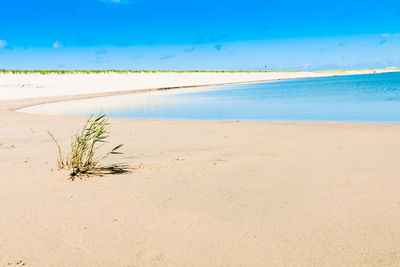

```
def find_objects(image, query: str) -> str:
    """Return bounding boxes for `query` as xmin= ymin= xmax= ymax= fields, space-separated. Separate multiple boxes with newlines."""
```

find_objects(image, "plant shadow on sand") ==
xmin=69 ymin=163 xmax=134 ymax=181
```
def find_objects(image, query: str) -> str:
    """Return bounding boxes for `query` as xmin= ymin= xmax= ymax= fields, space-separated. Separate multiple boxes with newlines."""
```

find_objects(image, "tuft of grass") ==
xmin=48 ymin=114 xmax=123 ymax=177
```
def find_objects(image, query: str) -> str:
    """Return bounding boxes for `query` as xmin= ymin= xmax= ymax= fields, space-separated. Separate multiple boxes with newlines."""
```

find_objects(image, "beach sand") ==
xmin=1 ymin=71 xmax=400 ymax=266
xmin=0 ymin=70 xmax=388 ymax=101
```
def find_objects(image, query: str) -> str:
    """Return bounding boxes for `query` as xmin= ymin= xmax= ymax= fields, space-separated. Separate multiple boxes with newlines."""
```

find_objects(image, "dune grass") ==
xmin=48 ymin=114 xmax=123 ymax=177
xmin=0 ymin=69 xmax=303 ymax=74
xmin=1 ymin=69 xmax=398 ymax=75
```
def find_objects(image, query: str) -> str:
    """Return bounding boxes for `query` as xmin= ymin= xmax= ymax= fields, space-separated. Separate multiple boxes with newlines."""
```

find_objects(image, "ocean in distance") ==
xmin=26 ymin=72 xmax=400 ymax=123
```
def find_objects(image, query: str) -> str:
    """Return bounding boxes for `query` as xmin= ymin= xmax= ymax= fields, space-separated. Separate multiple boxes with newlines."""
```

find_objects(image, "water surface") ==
xmin=25 ymin=73 xmax=400 ymax=123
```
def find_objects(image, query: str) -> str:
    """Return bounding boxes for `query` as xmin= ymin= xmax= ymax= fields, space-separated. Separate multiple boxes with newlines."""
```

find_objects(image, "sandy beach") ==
xmin=1 ymin=71 xmax=400 ymax=266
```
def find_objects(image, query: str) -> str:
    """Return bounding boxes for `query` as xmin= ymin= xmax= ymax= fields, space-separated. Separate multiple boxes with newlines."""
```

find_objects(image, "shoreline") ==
xmin=3 ymin=77 xmax=308 ymax=112
xmin=0 ymin=69 xmax=393 ymax=115
xmin=11 ymin=70 xmax=400 ymax=126
xmin=2 ymin=69 xmax=395 ymax=109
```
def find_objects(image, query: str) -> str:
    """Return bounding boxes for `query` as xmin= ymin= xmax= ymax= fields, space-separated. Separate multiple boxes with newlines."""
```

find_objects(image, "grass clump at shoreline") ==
xmin=48 ymin=114 xmax=123 ymax=178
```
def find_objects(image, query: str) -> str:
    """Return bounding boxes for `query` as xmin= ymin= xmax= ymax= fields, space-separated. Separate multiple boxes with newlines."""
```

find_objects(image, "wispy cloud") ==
xmin=52 ymin=41 xmax=63 ymax=49
xmin=0 ymin=40 xmax=7 ymax=49
xmin=184 ymin=47 xmax=196 ymax=53
xmin=380 ymin=33 xmax=400 ymax=37
xmin=159 ymin=54 xmax=175 ymax=60
xmin=337 ymin=40 xmax=348 ymax=47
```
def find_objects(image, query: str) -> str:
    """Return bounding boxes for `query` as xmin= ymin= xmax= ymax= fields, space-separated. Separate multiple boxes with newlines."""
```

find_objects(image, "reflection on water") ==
xmin=21 ymin=73 xmax=400 ymax=123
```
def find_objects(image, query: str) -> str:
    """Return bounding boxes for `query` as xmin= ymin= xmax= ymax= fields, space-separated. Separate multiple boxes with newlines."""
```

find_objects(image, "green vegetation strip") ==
xmin=0 ymin=69 xmax=303 ymax=74
xmin=0 ymin=69 xmax=397 ymax=75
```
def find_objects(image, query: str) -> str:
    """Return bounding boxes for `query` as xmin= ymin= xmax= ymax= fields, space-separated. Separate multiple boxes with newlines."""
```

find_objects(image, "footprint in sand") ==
xmin=0 ymin=143 xmax=16 ymax=150
xmin=6 ymin=259 xmax=26 ymax=266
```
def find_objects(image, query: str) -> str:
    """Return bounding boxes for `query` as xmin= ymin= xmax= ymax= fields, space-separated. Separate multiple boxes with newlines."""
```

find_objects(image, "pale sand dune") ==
xmin=1 ymin=71 xmax=400 ymax=266
xmin=0 ymin=69 xmax=389 ymax=101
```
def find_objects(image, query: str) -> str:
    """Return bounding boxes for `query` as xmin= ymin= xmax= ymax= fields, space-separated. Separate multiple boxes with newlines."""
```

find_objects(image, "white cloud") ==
xmin=381 ymin=33 xmax=400 ymax=37
xmin=52 ymin=41 xmax=63 ymax=49
xmin=0 ymin=40 xmax=7 ymax=49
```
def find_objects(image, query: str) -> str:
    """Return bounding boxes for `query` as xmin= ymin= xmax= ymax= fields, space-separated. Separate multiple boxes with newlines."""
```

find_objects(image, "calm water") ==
xmin=30 ymin=73 xmax=400 ymax=123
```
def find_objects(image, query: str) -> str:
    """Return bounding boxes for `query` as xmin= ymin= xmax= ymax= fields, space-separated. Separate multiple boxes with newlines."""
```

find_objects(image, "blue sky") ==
xmin=1 ymin=0 xmax=400 ymax=70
